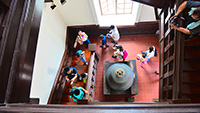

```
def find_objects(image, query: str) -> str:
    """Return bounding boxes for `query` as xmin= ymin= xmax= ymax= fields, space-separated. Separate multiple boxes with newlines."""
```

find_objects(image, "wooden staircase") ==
xmin=159 ymin=0 xmax=200 ymax=103
xmin=181 ymin=36 xmax=200 ymax=103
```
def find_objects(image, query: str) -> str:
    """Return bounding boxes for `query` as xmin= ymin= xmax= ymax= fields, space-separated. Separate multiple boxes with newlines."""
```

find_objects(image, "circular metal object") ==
xmin=106 ymin=63 xmax=135 ymax=91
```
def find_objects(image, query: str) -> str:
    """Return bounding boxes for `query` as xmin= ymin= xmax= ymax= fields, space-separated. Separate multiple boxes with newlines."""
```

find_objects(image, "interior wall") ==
xmin=138 ymin=4 xmax=156 ymax=22
xmin=30 ymin=3 xmax=66 ymax=104
xmin=54 ymin=0 xmax=97 ymax=26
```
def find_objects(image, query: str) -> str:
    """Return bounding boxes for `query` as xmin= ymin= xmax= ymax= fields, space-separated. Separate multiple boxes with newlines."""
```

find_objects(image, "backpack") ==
xmin=123 ymin=50 xmax=128 ymax=60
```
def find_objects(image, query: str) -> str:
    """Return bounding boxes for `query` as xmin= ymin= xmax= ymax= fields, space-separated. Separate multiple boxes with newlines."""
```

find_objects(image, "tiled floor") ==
xmin=94 ymin=34 xmax=159 ymax=102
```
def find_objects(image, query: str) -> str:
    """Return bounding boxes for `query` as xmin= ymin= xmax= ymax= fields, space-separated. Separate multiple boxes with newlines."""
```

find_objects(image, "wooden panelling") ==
xmin=5 ymin=0 xmax=44 ymax=103
xmin=182 ymin=83 xmax=200 ymax=94
xmin=0 ymin=0 xmax=44 ymax=103
xmin=48 ymin=50 xmax=67 ymax=104
xmin=183 ymin=60 xmax=200 ymax=71
xmin=182 ymin=72 xmax=200 ymax=83
xmin=184 ymin=46 xmax=200 ymax=58
xmin=0 ymin=0 xmax=27 ymax=103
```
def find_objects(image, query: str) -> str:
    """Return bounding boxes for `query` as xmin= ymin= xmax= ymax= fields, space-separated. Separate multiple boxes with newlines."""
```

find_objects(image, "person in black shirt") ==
xmin=63 ymin=66 xmax=81 ymax=85
xmin=170 ymin=1 xmax=200 ymax=36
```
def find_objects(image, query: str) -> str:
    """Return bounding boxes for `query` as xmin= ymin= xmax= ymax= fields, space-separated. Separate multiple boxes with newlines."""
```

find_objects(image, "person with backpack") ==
xmin=141 ymin=46 xmax=157 ymax=62
xmin=76 ymin=50 xmax=88 ymax=65
xmin=170 ymin=1 xmax=200 ymax=40
xmin=70 ymin=86 xmax=89 ymax=102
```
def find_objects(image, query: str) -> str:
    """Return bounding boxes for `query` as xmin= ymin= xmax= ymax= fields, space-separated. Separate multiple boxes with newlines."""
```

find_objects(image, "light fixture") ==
xmin=60 ymin=0 xmax=67 ymax=5
xmin=50 ymin=2 xmax=56 ymax=10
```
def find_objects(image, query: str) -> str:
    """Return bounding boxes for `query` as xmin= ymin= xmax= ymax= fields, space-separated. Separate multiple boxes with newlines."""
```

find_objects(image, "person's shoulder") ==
xmin=186 ymin=1 xmax=200 ymax=8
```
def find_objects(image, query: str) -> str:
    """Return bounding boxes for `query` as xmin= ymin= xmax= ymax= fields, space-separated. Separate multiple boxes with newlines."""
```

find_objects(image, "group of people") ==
xmin=136 ymin=46 xmax=157 ymax=68
xmin=99 ymin=25 xmax=128 ymax=61
xmin=63 ymin=66 xmax=88 ymax=101
xmin=64 ymin=0 xmax=200 ymax=102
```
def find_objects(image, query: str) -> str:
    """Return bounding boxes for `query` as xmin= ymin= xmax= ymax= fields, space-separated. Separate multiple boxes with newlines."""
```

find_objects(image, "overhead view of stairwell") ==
xmin=1 ymin=0 xmax=200 ymax=112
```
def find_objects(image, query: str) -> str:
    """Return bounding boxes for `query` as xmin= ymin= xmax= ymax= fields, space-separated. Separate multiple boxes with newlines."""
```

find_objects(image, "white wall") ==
xmin=54 ymin=0 xmax=97 ymax=26
xmin=30 ymin=3 xmax=66 ymax=104
xmin=138 ymin=4 xmax=156 ymax=22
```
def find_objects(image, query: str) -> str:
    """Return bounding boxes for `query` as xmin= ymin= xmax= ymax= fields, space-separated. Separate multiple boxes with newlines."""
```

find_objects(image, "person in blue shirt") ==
xmin=170 ymin=1 xmax=200 ymax=39
xmin=70 ymin=86 xmax=89 ymax=102
xmin=99 ymin=34 xmax=109 ymax=48
xmin=63 ymin=66 xmax=81 ymax=85
xmin=76 ymin=50 xmax=88 ymax=65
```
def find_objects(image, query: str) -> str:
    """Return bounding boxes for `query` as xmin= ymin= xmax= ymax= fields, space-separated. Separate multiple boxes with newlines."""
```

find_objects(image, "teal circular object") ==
xmin=106 ymin=63 xmax=135 ymax=91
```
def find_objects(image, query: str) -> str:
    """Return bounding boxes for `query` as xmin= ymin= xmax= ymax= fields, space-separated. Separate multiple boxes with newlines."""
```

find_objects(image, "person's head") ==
xmin=77 ymin=29 xmax=83 ymax=35
xmin=192 ymin=7 xmax=200 ymax=20
xmin=109 ymin=25 xmax=115 ymax=30
xmin=73 ymin=89 xmax=80 ymax=96
xmin=149 ymin=46 xmax=154 ymax=53
xmin=81 ymin=73 xmax=87 ymax=78
xmin=99 ymin=34 xmax=105 ymax=40
xmin=64 ymin=66 xmax=71 ymax=74
xmin=76 ymin=53 xmax=80 ymax=58
xmin=142 ymin=53 xmax=146 ymax=58
xmin=119 ymin=46 xmax=124 ymax=51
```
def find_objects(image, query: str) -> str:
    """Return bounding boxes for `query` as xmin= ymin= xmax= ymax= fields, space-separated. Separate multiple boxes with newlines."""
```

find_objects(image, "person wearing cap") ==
xmin=106 ymin=25 xmax=120 ymax=44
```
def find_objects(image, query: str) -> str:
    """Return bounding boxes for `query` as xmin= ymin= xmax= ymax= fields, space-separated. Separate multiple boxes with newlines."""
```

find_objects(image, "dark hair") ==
xmin=74 ymin=89 xmax=80 ymax=96
xmin=142 ymin=53 xmax=146 ymax=58
xmin=149 ymin=46 xmax=154 ymax=53
xmin=81 ymin=73 xmax=87 ymax=78
xmin=109 ymin=25 xmax=115 ymax=29
xmin=119 ymin=46 xmax=124 ymax=51
xmin=192 ymin=7 xmax=200 ymax=18
xmin=77 ymin=29 xmax=82 ymax=33
xmin=76 ymin=53 xmax=80 ymax=58
xmin=99 ymin=34 xmax=105 ymax=39
xmin=64 ymin=66 xmax=70 ymax=73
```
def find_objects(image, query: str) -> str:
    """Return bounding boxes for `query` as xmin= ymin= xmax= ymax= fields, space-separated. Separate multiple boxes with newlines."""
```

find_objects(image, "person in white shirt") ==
xmin=112 ymin=45 xmax=124 ymax=60
xmin=141 ymin=46 xmax=157 ymax=62
xmin=106 ymin=25 xmax=120 ymax=44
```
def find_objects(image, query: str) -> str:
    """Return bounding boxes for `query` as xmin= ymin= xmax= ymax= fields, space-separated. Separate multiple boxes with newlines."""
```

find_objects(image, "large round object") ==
xmin=106 ymin=63 xmax=135 ymax=91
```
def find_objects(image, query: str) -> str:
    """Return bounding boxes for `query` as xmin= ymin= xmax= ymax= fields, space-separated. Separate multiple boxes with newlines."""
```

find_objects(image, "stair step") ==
xmin=183 ymin=72 xmax=200 ymax=83
xmin=183 ymin=60 xmax=200 ymax=71
xmin=182 ymin=94 xmax=200 ymax=103
xmin=184 ymin=36 xmax=200 ymax=46
xmin=184 ymin=46 xmax=200 ymax=58
xmin=182 ymin=83 xmax=200 ymax=94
